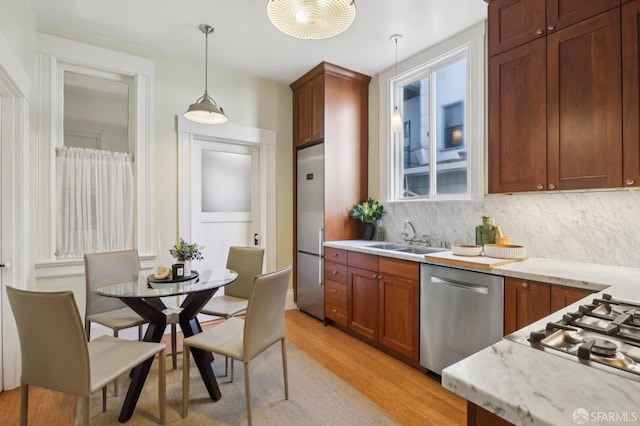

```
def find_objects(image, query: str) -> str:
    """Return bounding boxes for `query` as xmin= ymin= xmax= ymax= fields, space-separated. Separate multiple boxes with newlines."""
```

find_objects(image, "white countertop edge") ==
xmin=324 ymin=240 xmax=640 ymax=291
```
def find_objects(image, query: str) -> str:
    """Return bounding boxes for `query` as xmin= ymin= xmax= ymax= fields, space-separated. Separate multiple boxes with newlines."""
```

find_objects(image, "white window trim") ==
xmin=34 ymin=34 xmax=154 ymax=278
xmin=378 ymin=21 xmax=486 ymax=203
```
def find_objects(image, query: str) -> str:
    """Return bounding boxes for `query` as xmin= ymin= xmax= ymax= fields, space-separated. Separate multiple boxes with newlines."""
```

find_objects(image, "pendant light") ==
xmin=267 ymin=0 xmax=356 ymax=40
xmin=390 ymin=34 xmax=403 ymax=133
xmin=185 ymin=24 xmax=228 ymax=124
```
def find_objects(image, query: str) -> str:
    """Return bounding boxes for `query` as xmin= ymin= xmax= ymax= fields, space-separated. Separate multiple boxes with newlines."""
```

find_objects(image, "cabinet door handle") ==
xmin=548 ymin=24 xmax=555 ymax=31
xmin=536 ymin=29 xmax=544 ymax=35
xmin=626 ymin=178 xmax=635 ymax=186
xmin=536 ymin=184 xmax=544 ymax=190
xmin=548 ymin=183 xmax=556 ymax=190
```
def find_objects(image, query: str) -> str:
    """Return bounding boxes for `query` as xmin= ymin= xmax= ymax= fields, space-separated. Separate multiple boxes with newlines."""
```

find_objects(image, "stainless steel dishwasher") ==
xmin=420 ymin=264 xmax=504 ymax=375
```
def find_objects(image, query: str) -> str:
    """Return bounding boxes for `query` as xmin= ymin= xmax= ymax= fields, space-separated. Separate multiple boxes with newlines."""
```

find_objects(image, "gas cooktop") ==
xmin=526 ymin=294 xmax=640 ymax=381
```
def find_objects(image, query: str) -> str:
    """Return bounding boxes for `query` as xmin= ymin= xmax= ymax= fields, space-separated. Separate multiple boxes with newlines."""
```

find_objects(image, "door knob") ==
xmin=253 ymin=233 xmax=259 ymax=246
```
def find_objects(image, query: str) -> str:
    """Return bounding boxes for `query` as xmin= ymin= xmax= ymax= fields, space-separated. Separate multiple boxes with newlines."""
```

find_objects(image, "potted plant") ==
xmin=348 ymin=198 xmax=384 ymax=240
xmin=169 ymin=238 xmax=204 ymax=276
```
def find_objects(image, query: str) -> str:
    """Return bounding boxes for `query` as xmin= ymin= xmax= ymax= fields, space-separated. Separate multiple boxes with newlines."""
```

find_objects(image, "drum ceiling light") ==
xmin=267 ymin=0 xmax=356 ymax=40
xmin=184 ymin=24 xmax=228 ymax=124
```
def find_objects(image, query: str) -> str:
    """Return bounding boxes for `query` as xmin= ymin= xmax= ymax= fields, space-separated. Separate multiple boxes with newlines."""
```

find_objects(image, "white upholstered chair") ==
xmin=83 ymin=249 xmax=146 ymax=341
xmin=84 ymin=250 xmax=179 ymax=376
xmin=6 ymin=286 xmax=166 ymax=426
xmin=199 ymin=246 xmax=264 ymax=377
xmin=182 ymin=265 xmax=292 ymax=425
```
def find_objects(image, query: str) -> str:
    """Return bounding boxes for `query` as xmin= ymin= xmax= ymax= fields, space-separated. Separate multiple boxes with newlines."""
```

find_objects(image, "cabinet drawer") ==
xmin=325 ymin=247 xmax=348 ymax=265
xmin=324 ymin=261 xmax=347 ymax=283
xmin=325 ymin=290 xmax=347 ymax=327
xmin=379 ymin=256 xmax=419 ymax=281
xmin=347 ymin=251 xmax=378 ymax=271
xmin=325 ymin=279 xmax=347 ymax=302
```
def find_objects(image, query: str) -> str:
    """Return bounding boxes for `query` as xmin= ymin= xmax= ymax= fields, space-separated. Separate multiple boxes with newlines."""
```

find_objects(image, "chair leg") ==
xmin=244 ymin=362 xmax=252 ymax=426
xmin=281 ymin=339 xmax=289 ymax=400
xmin=85 ymin=320 xmax=91 ymax=341
xmin=182 ymin=343 xmax=190 ymax=418
xmin=20 ymin=384 xmax=28 ymax=426
xmin=102 ymin=387 xmax=107 ymax=412
xmin=113 ymin=329 xmax=119 ymax=396
xmin=158 ymin=350 xmax=166 ymax=424
xmin=82 ymin=396 xmax=90 ymax=426
xmin=171 ymin=323 xmax=177 ymax=369
xmin=138 ymin=324 xmax=143 ymax=341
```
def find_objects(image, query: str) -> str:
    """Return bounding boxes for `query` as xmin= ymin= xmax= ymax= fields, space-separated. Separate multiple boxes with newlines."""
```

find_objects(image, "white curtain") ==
xmin=56 ymin=147 xmax=134 ymax=258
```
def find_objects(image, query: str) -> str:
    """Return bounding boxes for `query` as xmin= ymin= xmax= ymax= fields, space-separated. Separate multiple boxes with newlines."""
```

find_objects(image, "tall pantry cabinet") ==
xmin=487 ymin=0 xmax=640 ymax=193
xmin=290 ymin=62 xmax=371 ymax=302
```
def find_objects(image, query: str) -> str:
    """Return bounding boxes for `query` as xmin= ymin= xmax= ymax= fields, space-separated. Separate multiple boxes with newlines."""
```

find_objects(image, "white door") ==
xmin=189 ymin=139 xmax=260 ymax=271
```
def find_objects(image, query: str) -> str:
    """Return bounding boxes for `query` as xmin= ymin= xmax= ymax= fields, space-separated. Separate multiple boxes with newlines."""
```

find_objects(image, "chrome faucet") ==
xmin=401 ymin=220 xmax=431 ymax=245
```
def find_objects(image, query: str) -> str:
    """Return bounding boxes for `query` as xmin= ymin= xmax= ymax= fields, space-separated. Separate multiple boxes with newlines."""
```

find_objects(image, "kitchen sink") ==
xmin=367 ymin=243 xmax=445 ymax=255
xmin=367 ymin=243 xmax=408 ymax=250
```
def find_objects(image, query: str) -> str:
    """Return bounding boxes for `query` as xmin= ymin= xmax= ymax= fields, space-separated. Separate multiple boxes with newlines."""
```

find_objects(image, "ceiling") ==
xmin=27 ymin=0 xmax=487 ymax=85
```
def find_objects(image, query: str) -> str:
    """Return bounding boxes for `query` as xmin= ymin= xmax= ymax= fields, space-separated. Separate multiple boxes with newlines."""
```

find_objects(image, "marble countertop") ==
xmin=442 ymin=281 xmax=640 ymax=425
xmin=325 ymin=240 xmax=640 ymax=425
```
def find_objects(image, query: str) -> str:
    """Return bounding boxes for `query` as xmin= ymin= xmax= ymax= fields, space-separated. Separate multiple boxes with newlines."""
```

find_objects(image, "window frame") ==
xmin=34 ymin=33 xmax=154 ymax=277
xmin=378 ymin=21 xmax=486 ymax=203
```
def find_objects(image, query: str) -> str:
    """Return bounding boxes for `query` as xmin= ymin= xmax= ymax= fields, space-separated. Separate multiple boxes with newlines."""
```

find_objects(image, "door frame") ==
xmin=0 ymin=32 xmax=30 ymax=390
xmin=177 ymin=117 xmax=277 ymax=272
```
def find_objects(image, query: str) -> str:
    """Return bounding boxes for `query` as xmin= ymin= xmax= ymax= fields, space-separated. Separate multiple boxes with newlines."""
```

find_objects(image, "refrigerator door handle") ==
xmin=318 ymin=228 xmax=324 ymax=286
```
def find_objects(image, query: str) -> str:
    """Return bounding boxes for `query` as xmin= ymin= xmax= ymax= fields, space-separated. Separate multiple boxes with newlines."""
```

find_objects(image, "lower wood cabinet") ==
xmin=504 ymin=277 xmax=596 ymax=335
xmin=504 ymin=278 xmax=551 ymax=335
xmin=334 ymin=251 xmax=420 ymax=363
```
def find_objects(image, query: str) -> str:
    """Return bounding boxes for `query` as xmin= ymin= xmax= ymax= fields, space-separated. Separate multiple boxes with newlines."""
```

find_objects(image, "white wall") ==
xmin=21 ymin=29 xmax=293 ymax=311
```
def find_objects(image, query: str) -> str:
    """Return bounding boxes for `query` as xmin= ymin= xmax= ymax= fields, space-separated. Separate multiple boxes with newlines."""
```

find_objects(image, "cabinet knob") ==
xmin=626 ymin=178 xmax=635 ymax=186
xmin=332 ymin=270 xmax=338 ymax=274
xmin=332 ymin=253 xmax=338 ymax=257
xmin=522 ymin=282 xmax=529 ymax=289
xmin=371 ymin=274 xmax=378 ymax=279
xmin=548 ymin=183 xmax=556 ymax=190
xmin=548 ymin=24 xmax=555 ymax=31
xmin=536 ymin=184 xmax=544 ymax=190
xmin=332 ymin=289 xmax=337 ymax=293
xmin=332 ymin=309 xmax=337 ymax=313
xmin=536 ymin=29 xmax=544 ymax=35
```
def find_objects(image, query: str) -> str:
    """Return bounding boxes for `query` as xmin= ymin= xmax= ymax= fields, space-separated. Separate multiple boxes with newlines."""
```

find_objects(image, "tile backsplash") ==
xmin=378 ymin=190 xmax=640 ymax=268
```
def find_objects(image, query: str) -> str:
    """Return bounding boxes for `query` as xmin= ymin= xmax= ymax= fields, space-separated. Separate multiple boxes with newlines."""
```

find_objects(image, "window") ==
xmin=380 ymin=22 xmax=485 ymax=202
xmin=35 ymin=33 xmax=153 ymax=276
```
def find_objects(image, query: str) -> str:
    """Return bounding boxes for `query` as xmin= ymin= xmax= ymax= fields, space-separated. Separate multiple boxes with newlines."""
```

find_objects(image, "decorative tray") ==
xmin=147 ymin=271 xmax=199 ymax=284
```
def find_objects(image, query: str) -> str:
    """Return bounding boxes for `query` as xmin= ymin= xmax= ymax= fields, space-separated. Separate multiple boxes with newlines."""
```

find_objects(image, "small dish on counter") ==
xmin=451 ymin=244 xmax=483 ymax=257
xmin=483 ymin=244 xmax=527 ymax=259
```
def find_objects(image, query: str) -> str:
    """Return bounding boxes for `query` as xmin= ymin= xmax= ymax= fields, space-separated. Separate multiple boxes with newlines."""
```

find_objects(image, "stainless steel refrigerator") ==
xmin=296 ymin=143 xmax=324 ymax=320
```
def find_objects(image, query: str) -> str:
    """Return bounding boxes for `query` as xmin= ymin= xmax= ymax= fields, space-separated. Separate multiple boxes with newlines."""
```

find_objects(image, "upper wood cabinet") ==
xmin=488 ymin=0 xmax=628 ymax=193
xmin=622 ymin=0 xmax=640 ymax=188
xmin=489 ymin=0 xmax=620 ymax=56
xmin=292 ymin=74 xmax=324 ymax=147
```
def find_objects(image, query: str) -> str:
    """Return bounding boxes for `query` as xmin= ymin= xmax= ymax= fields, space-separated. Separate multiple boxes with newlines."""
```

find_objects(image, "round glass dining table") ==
xmin=94 ymin=268 xmax=237 ymax=422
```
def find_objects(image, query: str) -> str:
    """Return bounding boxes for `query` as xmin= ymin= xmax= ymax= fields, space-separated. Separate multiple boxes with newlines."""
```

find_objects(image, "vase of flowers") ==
xmin=348 ymin=198 xmax=384 ymax=240
xmin=169 ymin=238 xmax=204 ymax=276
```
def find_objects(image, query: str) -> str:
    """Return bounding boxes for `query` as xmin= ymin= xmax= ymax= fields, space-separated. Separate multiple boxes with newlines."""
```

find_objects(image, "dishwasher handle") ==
xmin=430 ymin=276 xmax=489 ymax=295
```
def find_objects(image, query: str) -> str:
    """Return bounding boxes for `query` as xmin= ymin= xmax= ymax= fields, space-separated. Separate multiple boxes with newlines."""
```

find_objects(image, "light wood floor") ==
xmin=0 ymin=309 xmax=466 ymax=425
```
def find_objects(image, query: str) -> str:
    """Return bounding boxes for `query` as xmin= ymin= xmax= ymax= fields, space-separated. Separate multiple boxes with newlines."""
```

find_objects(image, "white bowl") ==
xmin=451 ymin=244 xmax=483 ymax=257
xmin=483 ymin=244 xmax=527 ymax=259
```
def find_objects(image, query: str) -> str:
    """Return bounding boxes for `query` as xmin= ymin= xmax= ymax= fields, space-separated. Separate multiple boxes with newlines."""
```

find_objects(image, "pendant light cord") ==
xmin=204 ymin=27 xmax=209 ymax=95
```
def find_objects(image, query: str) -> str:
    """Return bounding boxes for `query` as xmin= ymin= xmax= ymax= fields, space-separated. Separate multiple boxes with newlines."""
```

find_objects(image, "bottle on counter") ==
xmin=475 ymin=216 xmax=497 ymax=246
xmin=495 ymin=226 xmax=511 ymax=245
